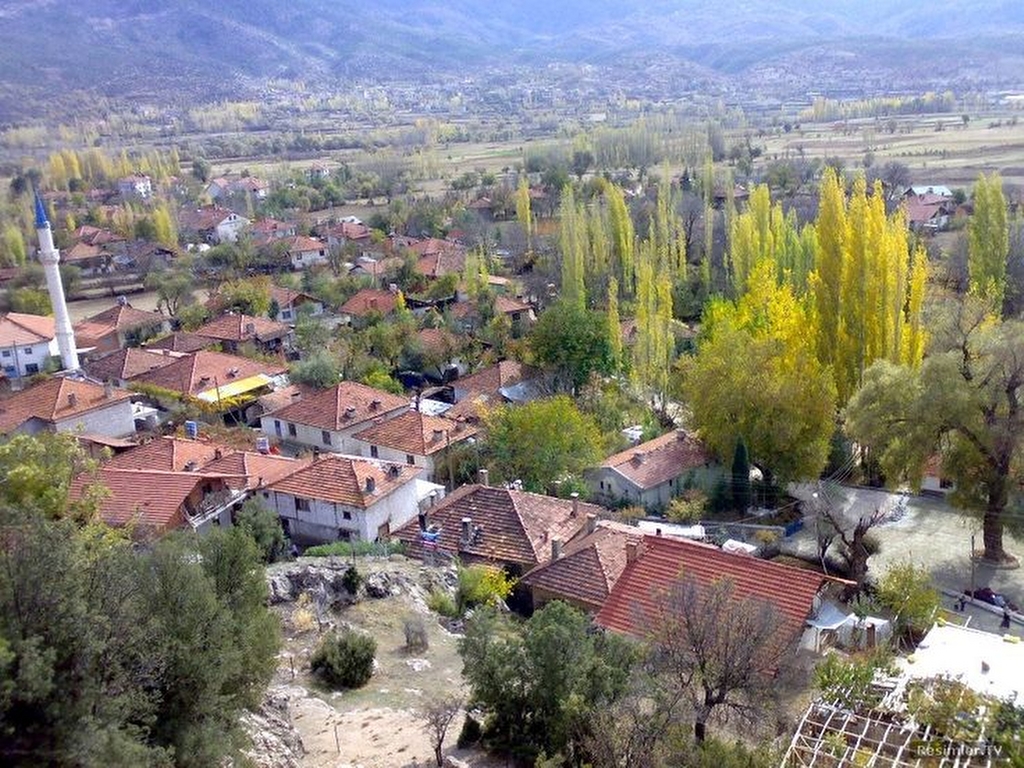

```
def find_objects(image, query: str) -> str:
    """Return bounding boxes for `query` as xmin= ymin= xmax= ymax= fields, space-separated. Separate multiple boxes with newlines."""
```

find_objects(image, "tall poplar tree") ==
xmin=558 ymin=186 xmax=586 ymax=308
xmin=968 ymin=172 xmax=1008 ymax=310
xmin=812 ymin=168 xmax=847 ymax=369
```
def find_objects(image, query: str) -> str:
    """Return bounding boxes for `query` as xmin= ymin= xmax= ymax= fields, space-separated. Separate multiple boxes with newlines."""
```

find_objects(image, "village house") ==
xmin=451 ymin=294 xmax=536 ymax=337
xmin=260 ymin=381 xmax=409 ymax=454
xmin=408 ymin=237 xmax=467 ymax=280
xmin=73 ymin=302 xmax=171 ymax=357
xmin=338 ymin=287 xmax=401 ymax=327
xmin=323 ymin=219 xmax=372 ymax=251
xmin=268 ymin=285 xmax=325 ymax=324
xmin=105 ymin=434 xmax=237 ymax=472
xmin=144 ymin=331 xmax=217 ymax=354
xmin=308 ymin=162 xmax=331 ymax=181
xmin=0 ymin=312 xmax=59 ymax=377
xmin=179 ymin=205 xmax=250 ymax=244
xmin=521 ymin=517 xmax=641 ymax=614
xmin=282 ymin=235 xmax=329 ymax=269
xmin=250 ymin=218 xmax=298 ymax=243
xmin=585 ymin=429 xmax=722 ymax=509
xmin=133 ymin=349 xmax=287 ymax=415
xmin=348 ymin=255 xmax=402 ymax=283
xmin=393 ymin=476 xmax=605 ymax=576
xmin=259 ymin=453 xmax=443 ymax=544
xmin=0 ymin=377 xmax=135 ymax=438
xmin=451 ymin=359 xmax=532 ymax=404
xmin=350 ymin=410 xmax=478 ymax=483
xmin=117 ymin=174 xmax=153 ymax=200
xmin=63 ymin=240 xmax=116 ymax=276
xmin=193 ymin=313 xmax=293 ymax=355
xmin=594 ymin=534 xmax=832 ymax=650
xmin=84 ymin=347 xmax=186 ymax=387
xmin=76 ymin=467 xmax=248 ymax=537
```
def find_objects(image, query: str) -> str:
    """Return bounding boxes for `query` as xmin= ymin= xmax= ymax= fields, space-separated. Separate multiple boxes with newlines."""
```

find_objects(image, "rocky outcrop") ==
xmin=239 ymin=688 xmax=305 ymax=768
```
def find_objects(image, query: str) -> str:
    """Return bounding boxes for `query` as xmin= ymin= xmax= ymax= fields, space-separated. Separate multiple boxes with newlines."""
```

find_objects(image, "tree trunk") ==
xmin=434 ymin=745 xmax=443 ymax=767
xmin=694 ymin=720 xmax=706 ymax=744
xmin=983 ymin=481 xmax=1008 ymax=563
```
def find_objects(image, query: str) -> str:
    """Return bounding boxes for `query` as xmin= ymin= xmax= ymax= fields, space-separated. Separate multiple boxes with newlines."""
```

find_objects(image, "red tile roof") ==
xmin=0 ymin=377 xmax=132 ymax=434
xmin=133 ymin=350 xmax=286 ymax=397
xmin=0 ymin=312 xmax=55 ymax=346
xmin=595 ymin=535 xmax=829 ymax=644
xmin=415 ymin=328 xmax=459 ymax=358
xmin=267 ymin=453 xmax=419 ymax=508
xmin=454 ymin=360 xmax=529 ymax=398
xmin=283 ymin=235 xmax=326 ymax=254
xmin=194 ymin=313 xmax=291 ymax=344
xmin=600 ymin=430 xmax=713 ymax=490
xmin=105 ymin=435 xmax=234 ymax=472
xmin=179 ymin=205 xmax=244 ymax=232
xmin=493 ymin=296 xmax=533 ymax=315
xmin=408 ymin=238 xmax=467 ymax=278
xmin=266 ymin=381 xmax=408 ymax=432
xmin=268 ymin=285 xmax=319 ymax=309
xmin=84 ymin=347 xmax=184 ymax=383
xmin=73 ymin=304 xmax=167 ymax=347
xmin=522 ymin=520 xmax=642 ymax=611
xmin=393 ymin=484 xmax=604 ymax=568
xmin=145 ymin=332 xmax=215 ymax=354
xmin=353 ymin=410 xmax=477 ymax=457
xmin=203 ymin=450 xmax=308 ymax=490
xmin=340 ymin=288 xmax=400 ymax=317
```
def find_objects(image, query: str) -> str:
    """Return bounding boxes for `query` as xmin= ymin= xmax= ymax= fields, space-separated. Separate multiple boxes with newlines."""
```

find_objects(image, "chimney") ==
xmin=370 ymin=399 xmax=381 ymax=411
xmin=432 ymin=428 xmax=444 ymax=442
xmin=586 ymin=513 xmax=597 ymax=535
xmin=429 ymin=490 xmax=438 ymax=507
xmin=478 ymin=468 xmax=489 ymax=487
xmin=626 ymin=540 xmax=640 ymax=563
xmin=214 ymin=448 xmax=223 ymax=459
xmin=461 ymin=516 xmax=472 ymax=543
xmin=570 ymin=491 xmax=579 ymax=517
xmin=418 ymin=510 xmax=428 ymax=531
xmin=67 ymin=392 xmax=78 ymax=407
xmin=551 ymin=538 xmax=563 ymax=560
xmin=103 ymin=382 xmax=114 ymax=399
xmin=369 ymin=298 xmax=378 ymax=310
xmin=245 ymin=322 xmax=255 ymax=336
xmin=291 ymin=391 xmax=302 ymax=401
xmin=344 ymin=406 xmax=357 ymax=419
xmin=365 ymin=476 xmax=376 ymax=493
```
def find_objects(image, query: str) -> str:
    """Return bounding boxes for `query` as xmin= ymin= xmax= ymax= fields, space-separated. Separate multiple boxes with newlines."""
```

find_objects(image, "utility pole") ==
xmin=970 ymin=533 xmax=976 ymax=597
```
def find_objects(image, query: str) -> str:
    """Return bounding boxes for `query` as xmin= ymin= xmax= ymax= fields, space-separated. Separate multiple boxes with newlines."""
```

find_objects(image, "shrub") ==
xmin=342 ymin=565 xmax=362 ymax=595
xmin=404 ymin=615 xmax=429 ymax=651
xmin=427 ymin=588 xmax=458 ymax=618
xmin=665 ymin=490 xmax=706 ymax=524
xmin=303 ymin=540 xmax=406 ymax=558
xmin=310 ymin=630 xmax=377 ymax=689
xmin=456 ymin=564 xmax=515 ymax=614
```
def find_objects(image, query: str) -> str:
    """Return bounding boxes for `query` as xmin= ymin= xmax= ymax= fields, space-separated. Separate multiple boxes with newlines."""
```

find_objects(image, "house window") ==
xmin=295 ymin=497 xmax=310 ymax=512
xmin=274 ymin=419 xmax=282 ymax=437
xmin=262 ymin=491 xmax=270 ymax=500
xmin=600 ymin=481 xmax=605 ymax=490
xmin=1 ymin=350 xmax=9 ymax=358
xmin=337 ymin=529 xmax=351 ymax=542
xmin=22 ymin=347 xmax=32 ymax=355
xmin=406 ymin=454 xmax=415 ymax=465
xmin=24 ymin=364 xmax=38 ymax=374
xmin=343 ymin=510 xmax=352 ymax=520
xmin=282 ymin=309 xmax=292 ymax=320
xmin=322 ymin=430 xmax=332 ymax=446
xmin=287 ymin=423 xmax=297 ymax=437
xmin=370 ymin=445 xmax=379 ymax=458
xmin=3 ymin=366 xmax=14 ymax=376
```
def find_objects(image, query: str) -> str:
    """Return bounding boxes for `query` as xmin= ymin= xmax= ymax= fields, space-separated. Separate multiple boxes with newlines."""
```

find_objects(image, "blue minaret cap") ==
xmin=34 ymin=193 xmax=49 ymax=228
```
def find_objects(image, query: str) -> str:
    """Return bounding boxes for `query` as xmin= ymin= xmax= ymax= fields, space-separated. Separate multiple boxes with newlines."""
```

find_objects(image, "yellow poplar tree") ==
xmin=968 ymin=172 xmax=1008 ymax=309
xmin=514 ymin=176 xmax=532 ymax=250
xmin=812 ymin=167 xmax=847 ymax=369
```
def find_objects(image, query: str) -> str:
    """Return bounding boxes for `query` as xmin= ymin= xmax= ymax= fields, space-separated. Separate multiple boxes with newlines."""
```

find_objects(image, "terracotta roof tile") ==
xmin=267 ymin=453 xmax=419 ymax=508
xmin=595 ymin=535 xmax=829 ymax=645
xmin=84 ymin=347 xmax=185 ymax=382
xmin=195 ymin=313 xmax=291 ymax=343
xmin=600 ymin=430 xmax=713 ymax=490
xmin=266 ymin=381 xmax=408 ymax=432
xmin=394 ymin=484 xmax=604 ymax=569
xmin=454 ymin=361 xmax=529 ymax=399
xmin=73 ymin=304 xmax=167 ymax=347
xmin=340 ymin=288 xmax=399 ymax=317
xmin=353 ymin=411 xmax=477 ymax=457
xmin=203 ymin=451 xmax=308 ymax=489
xmin=144 ymin=332 xmax=216 ymax=354
xmin=105 ymin=436 xmax=234 ymax=472
xmin=134 ymin=350 xmax=286 ymax=397
xmin=0 ymin=377 xmax=132 ymax=434
xmin=0 ymin=312 xmax=55 ymax=346
xmin=522 ymin=521 xmax=642 ymax=611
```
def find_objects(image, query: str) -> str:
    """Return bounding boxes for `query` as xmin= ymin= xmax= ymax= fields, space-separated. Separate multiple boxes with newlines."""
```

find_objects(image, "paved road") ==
xmin=784 ymin=483 xmax=1024 ymax=634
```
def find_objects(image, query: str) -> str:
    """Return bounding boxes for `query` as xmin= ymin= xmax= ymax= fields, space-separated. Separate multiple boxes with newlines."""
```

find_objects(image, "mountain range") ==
xmin=1 ymin=1 xmax=1024 ymax=121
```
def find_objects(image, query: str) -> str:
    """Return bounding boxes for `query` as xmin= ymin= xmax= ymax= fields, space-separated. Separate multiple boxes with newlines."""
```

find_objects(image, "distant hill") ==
xmin=1 ymin=0 xmax=1024 ymax=121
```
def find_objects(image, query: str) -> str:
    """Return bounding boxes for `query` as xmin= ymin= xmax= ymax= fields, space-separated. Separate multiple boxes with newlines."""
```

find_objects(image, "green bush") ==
xmin=303 ymin=540 xmax=406 ymax=558
xmin=342 ymin=565 xmax=362 ymax=595
xmin=456 ymin=564 xmax=515 ymax=614
xmin=310 ymin=630 xmax=377 ymax=690
xmin=427 ymin=588 xmax=459 ymax=618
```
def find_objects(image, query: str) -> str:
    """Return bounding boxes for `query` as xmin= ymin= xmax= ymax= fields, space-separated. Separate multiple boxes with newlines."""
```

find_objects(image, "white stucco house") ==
xmin=0 ymin=377 xmax=136 ymax=438
xmin=260 ymin=453 xmax=444 ymax=544
xmin=0 ymin=312 xmax=59 ymax=378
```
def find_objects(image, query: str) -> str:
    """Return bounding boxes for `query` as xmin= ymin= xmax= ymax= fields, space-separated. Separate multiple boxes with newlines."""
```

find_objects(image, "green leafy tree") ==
xmin=875 ymin=562 xmax=940 ymax=644
xmin=460 ymin=601 xmax=635 ymax=764
xmin=145 ymin=265 xmax=195 ymax=316
xmin=530 ymin=300 xmax=613 ymax=394
xmin=235 ymin=498 xmax=287 ymax=563
xmin=290 ymin=353 xmax=341 ymax=389
xmin=8 ymin=287 xmax=51 ymax=315
xmin=846 ymin=297 xmax=1024 ymax=563
xmin=678 ymin=259 xmax=836 ymax=483
xmin=0 ymin=433 xmax=102 ymax=524
xmin=216 ymin=277 xmax=272 ymax=317
xmin=484 ymin=396 xmax=604 ymax=492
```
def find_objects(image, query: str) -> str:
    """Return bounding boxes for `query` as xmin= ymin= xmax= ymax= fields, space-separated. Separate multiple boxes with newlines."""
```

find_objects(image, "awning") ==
xmin=195 ymin=374 xmax=273 ymax=403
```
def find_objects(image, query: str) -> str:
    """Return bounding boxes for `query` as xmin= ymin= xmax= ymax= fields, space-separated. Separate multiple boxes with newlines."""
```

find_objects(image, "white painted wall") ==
xmin=54 ymin=399 xmax=137 ymax=438
xmin=261 ymin=405 xmax=408 ymax=455
xmin=0 ymin=338 xmax=59 ymax=377
xmin=214 ymin=214 xmax=250 ymax=244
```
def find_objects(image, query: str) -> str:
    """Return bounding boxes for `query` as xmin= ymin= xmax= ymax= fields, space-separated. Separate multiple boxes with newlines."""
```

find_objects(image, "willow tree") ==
xmin=968 ymin=172 xmax=1008 ymax=310
xmin=847 ymin=298 xmax=1024 ymax=564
